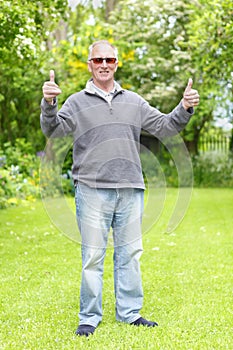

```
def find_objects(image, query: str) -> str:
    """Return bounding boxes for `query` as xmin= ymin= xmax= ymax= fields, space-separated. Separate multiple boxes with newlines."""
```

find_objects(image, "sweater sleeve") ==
xmin=40 ymin=97 xmax=76 ymax=138
xmin=140 ymin=98 xmax=193 ymax=139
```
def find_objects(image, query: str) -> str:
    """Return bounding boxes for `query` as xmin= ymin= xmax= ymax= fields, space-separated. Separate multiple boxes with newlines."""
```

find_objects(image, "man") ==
xmin=40 ymin=40 xmax=199 ymax=337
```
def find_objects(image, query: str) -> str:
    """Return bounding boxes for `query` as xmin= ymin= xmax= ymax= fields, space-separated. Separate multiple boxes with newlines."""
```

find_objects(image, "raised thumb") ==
xmin=50 ymin=69 xmax=55 ymax=83
xmin=185 ymin=78 xmax=193 ymax=92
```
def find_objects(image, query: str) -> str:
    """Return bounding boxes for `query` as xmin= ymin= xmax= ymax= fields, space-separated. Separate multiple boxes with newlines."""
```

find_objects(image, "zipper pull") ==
xmin=108 ymin=101 xmax=113 ymax=114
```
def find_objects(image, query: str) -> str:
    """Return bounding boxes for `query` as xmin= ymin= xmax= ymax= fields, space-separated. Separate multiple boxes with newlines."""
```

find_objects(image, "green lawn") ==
xmin=0 ymin=188 xmax=232 ymax=349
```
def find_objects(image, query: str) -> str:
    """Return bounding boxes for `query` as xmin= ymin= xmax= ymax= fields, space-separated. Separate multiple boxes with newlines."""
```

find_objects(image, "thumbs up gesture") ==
xmin=42 ymin=70 xmax=62 ymax=104
xmin=182 ymin=78 xmax=200 ymax=110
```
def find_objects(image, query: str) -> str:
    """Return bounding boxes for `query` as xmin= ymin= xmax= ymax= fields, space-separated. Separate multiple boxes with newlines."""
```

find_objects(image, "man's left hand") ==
xmin=182 ymin=78 xmax=200 ymax=110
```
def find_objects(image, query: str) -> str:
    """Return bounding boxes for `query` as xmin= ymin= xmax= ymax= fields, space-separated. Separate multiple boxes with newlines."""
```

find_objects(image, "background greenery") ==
xmin=0 ymin=0 xmax=232 ymax=151
xmin=0 ymin=138 xmax=232 ymax=209
xmin=1 ymin=188 xmax=232 ymax=349
xmin=0 ymin=0 xmax=232 ymax=208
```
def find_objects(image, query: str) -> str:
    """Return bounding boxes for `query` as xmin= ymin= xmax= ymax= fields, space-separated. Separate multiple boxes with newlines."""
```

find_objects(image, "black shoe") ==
xmin=130 ymin=317 xmax=158 ymax=327
xmin=75 ymin=324 xmax=96 ymax=337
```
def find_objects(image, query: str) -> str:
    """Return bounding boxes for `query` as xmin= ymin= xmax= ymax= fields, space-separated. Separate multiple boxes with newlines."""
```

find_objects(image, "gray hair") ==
xmin=88 ymin=40 xmax=118 ymax=61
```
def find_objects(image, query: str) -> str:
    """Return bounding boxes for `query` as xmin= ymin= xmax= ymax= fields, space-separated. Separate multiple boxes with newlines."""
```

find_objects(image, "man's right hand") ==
xmin=42 ymin=70 xmax=62 ymax=104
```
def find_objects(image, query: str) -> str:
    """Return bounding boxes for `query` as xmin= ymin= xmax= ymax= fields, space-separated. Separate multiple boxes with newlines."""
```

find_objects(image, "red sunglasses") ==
xmin=89 ymin=57 xmax=117 ymax=64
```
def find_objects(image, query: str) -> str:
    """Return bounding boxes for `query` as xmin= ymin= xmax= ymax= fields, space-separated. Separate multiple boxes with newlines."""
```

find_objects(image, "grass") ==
xmin=0 ymin=188 xmax=232 ymax=349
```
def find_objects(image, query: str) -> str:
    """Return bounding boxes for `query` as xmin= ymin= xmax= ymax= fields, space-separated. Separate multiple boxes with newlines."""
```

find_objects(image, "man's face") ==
xmin=88 ymin=44 xmax=118 ymax=88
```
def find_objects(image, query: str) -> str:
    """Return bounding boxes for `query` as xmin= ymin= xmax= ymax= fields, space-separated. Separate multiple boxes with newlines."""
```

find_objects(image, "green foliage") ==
xmin=1 ymin=0 xmax=233 ymax=199
xmin=187 ymin=0 xmax=233 ymax=89
xmin=0 ymin=137 xmax=232 ymax=210
xmin=140 ymin=148 xmax=233 ymax=188
xmin=193 ymin=151 xmax=233 ymax=187
xmin=44 ymin=10 xmax=112 ymax=101
xmin=2 ymin=139 xmax=38 ymax=177
xmin=141 ymin=150 xmax=180 ymax=187
xmin=0 ymin=139 xmax=73 ymax=209
xmin=40 ymin=161 xmax=74 ymax=198
xmin=0 ymin=0 xmax=68 ymax=64
xmin=184 ymin=0 xmax=233 ymax=149
xmin=0 ymin=139 xmax=40 ymax=208
xmin=108 ymin=0 xmax=233 ymax=150
xmin=110 ymin=0 xmax=193 ymax=111
xmin=1 ymin=0 xmax=232 ymax=154
xmin=0 ymin=0 xmax=68 ymax=150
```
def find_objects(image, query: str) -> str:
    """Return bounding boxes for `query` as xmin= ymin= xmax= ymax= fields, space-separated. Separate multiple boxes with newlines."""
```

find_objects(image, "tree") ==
xmin=105 ymin=0 xmax=200 ymax=152
xmin=105 ymin=0 xmax=233 ymax=153
xmin=108 ymin=0 xmax=194 ymax=107
xmin=44 ymin=0 xmax=121 ymax=103
xmin=186 ymin=0 xmax=233 ymax=152
xmin=0 ymin=0 xmax=67 ymax=150
xmin=1 ymin=0 xmax=232 ymax=155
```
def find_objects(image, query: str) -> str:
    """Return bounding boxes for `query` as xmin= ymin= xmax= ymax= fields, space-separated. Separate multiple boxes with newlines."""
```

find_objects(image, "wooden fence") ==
xmin=141 ymin=131 xmax=231 ymax=155
xmin=198 ymin=135 xmax=230 ymax=154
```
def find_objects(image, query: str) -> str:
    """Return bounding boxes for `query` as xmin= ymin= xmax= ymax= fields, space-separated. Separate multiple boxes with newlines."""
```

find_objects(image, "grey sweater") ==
xmin=40 ymin=80 xmax=193 ymax=189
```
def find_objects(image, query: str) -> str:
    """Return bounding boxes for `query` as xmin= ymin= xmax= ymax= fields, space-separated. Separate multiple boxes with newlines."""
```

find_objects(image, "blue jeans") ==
xmin=75 ymin=183 xmax=144 ymax=327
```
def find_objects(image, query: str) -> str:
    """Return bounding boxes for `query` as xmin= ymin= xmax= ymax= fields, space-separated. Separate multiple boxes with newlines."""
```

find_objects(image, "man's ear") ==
xmin=114 ymin=63 xmax=118 ymax=72
xmin=87 ymin=62 xmax=92 ymax=73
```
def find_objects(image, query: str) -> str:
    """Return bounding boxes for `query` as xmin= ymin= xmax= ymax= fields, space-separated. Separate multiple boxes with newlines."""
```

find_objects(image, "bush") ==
xmin=40 ymin=161 xmax=74 ymax=198
xmin=0 ymin=139 xmax=73 ymax=209
xmin=140 ymin=150 xmax=192 ymax=187
xmin=0 ymin=140 xmax=41 ymax=208
xmin=192 ymin=151 xmax=233 ymax=187
xmin=1 ymin=139 xmax=232 ymax=210
xmin=2 ymin=139 xmax=38 ymax=177
xmin=140 ymin=150 xmax=233 ymax=188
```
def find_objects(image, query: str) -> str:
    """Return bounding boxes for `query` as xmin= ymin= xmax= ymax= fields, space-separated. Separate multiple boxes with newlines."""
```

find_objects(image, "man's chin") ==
xmin=98 ymin=74 xmax=110 ymax=80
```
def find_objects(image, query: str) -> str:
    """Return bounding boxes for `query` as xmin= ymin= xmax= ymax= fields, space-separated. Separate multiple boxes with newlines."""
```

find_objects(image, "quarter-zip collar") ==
xmin=84 ymin=78 xmax=124 ymax=98
xmin=84 ymin=79 xmax=124 ymax=114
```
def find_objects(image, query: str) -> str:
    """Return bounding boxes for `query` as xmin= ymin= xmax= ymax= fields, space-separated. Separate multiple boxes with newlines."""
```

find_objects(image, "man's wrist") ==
xmin=181 ymin=98 xmax=189 ymax=110
xmin=45 ymin=97 xmax=56 ymax=105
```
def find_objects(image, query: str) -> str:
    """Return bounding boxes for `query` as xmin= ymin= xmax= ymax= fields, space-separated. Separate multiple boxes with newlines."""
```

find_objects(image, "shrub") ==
xmin=0 ymin=160 xmax=40 ymax=209
xmin=1 ymin=139 xmax=232 ymax=210
xmin=192 ymin=151 xmax=233 ymax=187
xmin=0 ymin=139 xmax=73 ymax=209
xmin=140 ymin=150 xmax=233 ymax=188
xmin=39 ymin=161 xmax=74 ymax=198
xmin=2 ymin=139 xmax=38 ymax=177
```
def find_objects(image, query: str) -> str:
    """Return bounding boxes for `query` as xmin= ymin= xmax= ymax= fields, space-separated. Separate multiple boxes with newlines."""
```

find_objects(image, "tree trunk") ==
xmin=105 ymin=0 xmax=119 ymax=20
xmin=229 ymin=127 xmax=233 ymax=153
xmin=185 ymin=139 xmax=199 ymax=155
xmin=46 ymin=19 xmax=68 ymax=50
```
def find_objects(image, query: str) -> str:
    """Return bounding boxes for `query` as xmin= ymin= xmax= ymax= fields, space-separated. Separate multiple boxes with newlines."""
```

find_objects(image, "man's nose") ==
xmin=102 ymin=59 xmax=107 ymax=67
